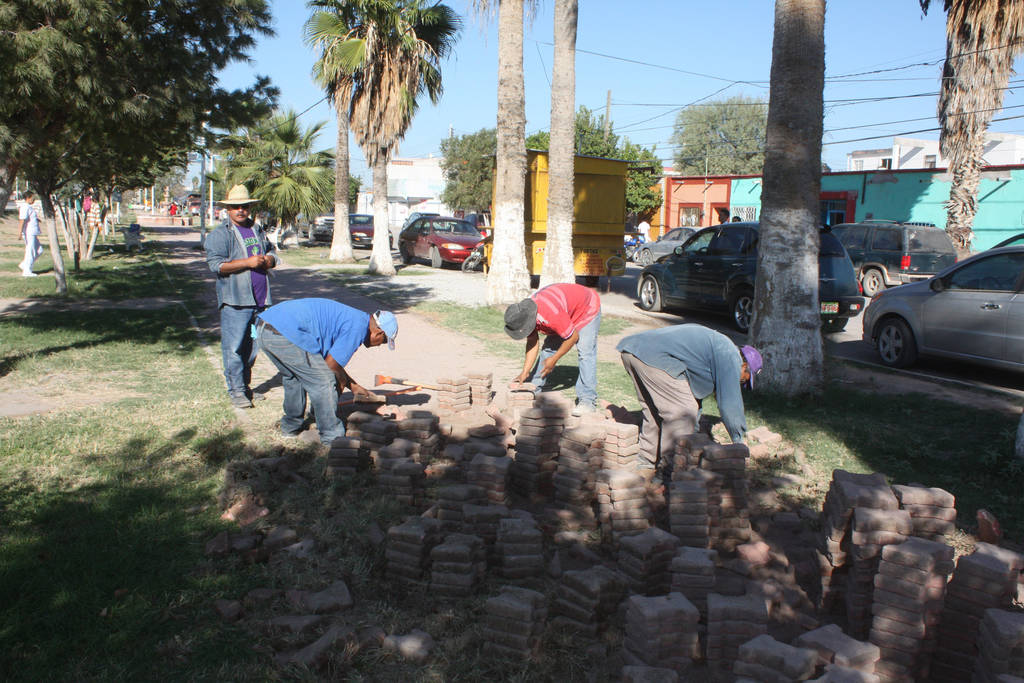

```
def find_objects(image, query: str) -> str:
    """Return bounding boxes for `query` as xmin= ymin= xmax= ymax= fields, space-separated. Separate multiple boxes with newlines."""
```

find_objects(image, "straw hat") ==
xmin=218 ymin=184 xmax=259 ymax=206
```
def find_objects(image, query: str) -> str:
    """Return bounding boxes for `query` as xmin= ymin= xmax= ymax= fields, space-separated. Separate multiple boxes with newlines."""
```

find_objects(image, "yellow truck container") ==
xmin=520 ymin=150 xmax=630 ymax=278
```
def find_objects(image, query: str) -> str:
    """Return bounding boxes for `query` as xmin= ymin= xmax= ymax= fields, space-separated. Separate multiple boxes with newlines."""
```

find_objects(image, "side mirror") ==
xmin=930 ymin=278 xmax=945 ymax=293
xmin=673 ymin=246 xmax=683 ymax=256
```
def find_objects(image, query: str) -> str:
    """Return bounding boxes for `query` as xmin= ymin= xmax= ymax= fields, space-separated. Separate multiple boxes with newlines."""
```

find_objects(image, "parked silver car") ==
xmin=862 ymin=244 xmax=1024 ymax=371
xmin=635 ymin=227 xmax=696 ymax=266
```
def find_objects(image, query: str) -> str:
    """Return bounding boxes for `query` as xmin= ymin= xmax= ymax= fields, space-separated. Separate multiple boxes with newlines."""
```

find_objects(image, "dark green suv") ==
xmin=831 ymin=221 xmax=957 ymax=297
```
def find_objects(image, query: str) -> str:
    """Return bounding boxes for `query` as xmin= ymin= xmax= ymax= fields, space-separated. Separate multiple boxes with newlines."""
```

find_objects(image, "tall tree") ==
xmin=921 ymin=0 xmax=1024 ymax=251
xmin=307 ymin=0 xmax=358 ymax=262
xmin=750 ymin=0 xmax=826 ymax=396
xmin=540 ymin=0 xmax=578 ymax=287
xmin=670 ymin=96 xmax=769 ymax=175
xmin=439 ymin=128 xmax=497 ymax=211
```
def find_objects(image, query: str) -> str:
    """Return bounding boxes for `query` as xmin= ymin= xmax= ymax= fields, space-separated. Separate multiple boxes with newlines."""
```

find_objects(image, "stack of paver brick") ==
xmin=705 ymin=592 xmax=769 ymax=679
xmin=481 ymin=586 xmax=547 ymax=660
xmin=699 ymin=443 xmax=751 ymax=551
xmin=551 ymin=565 xmax=628 ymax=638
xmin=436 ymin=376 xmax=471 ymax=414
xmin=467 ymin=372 xmax=493 ymax=407
xmin=494 ymin=516 xmax=545 ymax=580
xmin=620 ymin=666 xmax=680 ymax=683
xmin=554 ymin=426 xmax=604 ymax=522
xmin=891 ymin=484 xmax=956 ymax=542
xmin=867 ymin=536 xmax=954 ymax=681
xmin=376 ymin=441 xmax=413 ymax=472
xmin=931 ymin=542 xmax=1024 ymax=681
xmin=734 ymin=634 xmax=818 ymax=682
xmin=795 ymin=623 xmax=881 ymax=679
xmin=467 ymin=452 xmax=511 ymax=506
xmin=807 ymin=670 xmax=881 ymax=682
xmin=621 ymin=593 xmax=700 ymax=674
xmin=845 ymin=506 xmax=913 ymax=638
xmin=429 ymin=532 xmax=486 ymax=597
xmin=671 ymin=432 xmax=714 ymax=473
xmin=377 ymin=452 xmax=427 ymax=508
xmin=510 ymin=404 xmax=565 ymax=500
xmin=325 ymin=436 xmax=370 ymax=477
xmin=595 ymin=469 xmax=650 ymax=542
xmin=617 ymin=527 xmax=680 ymax=596
xmin=395 ymin=412 xmax=442 ymax=463
xmin=972 ymin=608 xmax=1024 ymax=682
xmin=462 ymin=503 xmax=509 ymax=565
xmin=667 ymin=469 xmax=717 ymax=548
xmin=602 ymin=422 xmax=641 ymax=470
xmin=345 ymin=414 xmax=396 ymax=465
xmin=507 ymin=382 xmax=537 ymax=426
xmin=385 ymin=517 xmax=443 ymax=586
xmin=436 ymin=484 xmax=486 ymax=532
xmin=669 ymin=546 xmax=717 ymax=619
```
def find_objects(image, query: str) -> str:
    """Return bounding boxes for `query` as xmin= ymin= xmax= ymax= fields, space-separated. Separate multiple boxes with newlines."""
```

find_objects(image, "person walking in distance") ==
xmin=204 ymin=184 xmax=279 ymax=408
xmin=18 ymin=192 xmax=43 ymax=277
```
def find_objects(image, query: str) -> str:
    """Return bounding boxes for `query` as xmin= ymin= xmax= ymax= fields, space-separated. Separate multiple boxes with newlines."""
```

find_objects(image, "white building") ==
xmin=846 ymin=133 xmax=1024 ymax=171
xmin=357 ymin=156 xmax=451 ymax=235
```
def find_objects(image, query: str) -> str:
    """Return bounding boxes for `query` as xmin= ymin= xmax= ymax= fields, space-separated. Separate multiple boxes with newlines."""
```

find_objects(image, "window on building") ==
xmin=880 ymin=158 xmax=892 ymax=170
xmin=924 ymin=154 xmax=936 ymax=169
xmin=678 ymin=206 xmax=701 ymax=227
xmin=854 ymin=160 xmax=864 ymax=171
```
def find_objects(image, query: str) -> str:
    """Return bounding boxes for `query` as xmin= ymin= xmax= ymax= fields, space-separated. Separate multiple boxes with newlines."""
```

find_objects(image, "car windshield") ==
xmin=433 ymin=220 xmax=480 ymax=236
xmin=819 ymin=232 xmax=846 ymax=256
xmin=908 ymin=229 xmax=953 ymax=252
xmin=350 ymin=215 xmax=372 ymax=225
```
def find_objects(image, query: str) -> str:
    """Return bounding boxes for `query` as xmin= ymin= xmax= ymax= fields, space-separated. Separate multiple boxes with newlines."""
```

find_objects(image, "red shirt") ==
xmin=532 ymin=284 xmax=601 ymax=338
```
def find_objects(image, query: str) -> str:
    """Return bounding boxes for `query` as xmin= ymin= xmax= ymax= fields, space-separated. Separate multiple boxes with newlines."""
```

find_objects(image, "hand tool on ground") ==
xmin=373 ymin=374 xmax=442 ymax=391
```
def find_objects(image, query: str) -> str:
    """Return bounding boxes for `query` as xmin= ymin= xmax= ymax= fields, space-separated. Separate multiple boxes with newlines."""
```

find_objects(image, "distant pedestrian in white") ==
xmin=637 ymin=219 xmax=651 ymax=243
xmin=18 ymin=192 xmax=43 ymax=277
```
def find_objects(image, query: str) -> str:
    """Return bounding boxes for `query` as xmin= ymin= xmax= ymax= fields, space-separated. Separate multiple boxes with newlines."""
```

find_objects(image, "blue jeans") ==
xmin=220 ymin=305 xmax=262 ymax=397
xmin=258 ymin=326 xmax=346 ymax=444
xmin=528 ymin=311 xmax=601 ymax=408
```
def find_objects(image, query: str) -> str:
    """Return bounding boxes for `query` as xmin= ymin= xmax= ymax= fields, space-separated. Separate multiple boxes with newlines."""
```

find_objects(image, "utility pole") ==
xmin=199 ymin=120 xmax=208 ymax=246
xmin=603 ymin=90 xmax=612 ymax=141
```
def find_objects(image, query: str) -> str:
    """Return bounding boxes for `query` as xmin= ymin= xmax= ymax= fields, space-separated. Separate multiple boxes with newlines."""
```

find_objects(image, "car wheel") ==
xmin=430 ymin=246 xmax=443 ymax=269
xmin=729 ymin=288 xmax=754 ymax=333
xmin=400 ymin=245 xmax=414 ymax=264
xmin=639 ymin=249 xmax=654 ymax=266
xmin=861 ymin=268 xmax=885 ymax=298
xmin=822 ymin=318 xmax=848 ymax=334
xmin=638 ymin=275 xmax=663 ymax=312
xmin=875 ymin=317 xmax=918 ymax=368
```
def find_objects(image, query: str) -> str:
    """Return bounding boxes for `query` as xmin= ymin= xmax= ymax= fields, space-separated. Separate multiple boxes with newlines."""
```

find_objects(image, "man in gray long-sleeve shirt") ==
xmin=616 ymin=324 xmax=763 ymax=483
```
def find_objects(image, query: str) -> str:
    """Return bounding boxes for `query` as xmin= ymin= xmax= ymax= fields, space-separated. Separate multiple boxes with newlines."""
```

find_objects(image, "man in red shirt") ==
xmin=504 ymin=283 xmax=602 ymax=415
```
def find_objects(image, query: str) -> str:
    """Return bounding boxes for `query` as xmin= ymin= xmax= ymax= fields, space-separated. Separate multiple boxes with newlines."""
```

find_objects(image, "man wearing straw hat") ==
xmin=204 ymin=184 xmax=279 ymax=408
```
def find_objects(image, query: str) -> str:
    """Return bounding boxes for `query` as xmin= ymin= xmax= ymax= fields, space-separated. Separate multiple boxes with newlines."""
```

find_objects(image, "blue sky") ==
xmin=215 ymin=0 xmax=1024 ymax=182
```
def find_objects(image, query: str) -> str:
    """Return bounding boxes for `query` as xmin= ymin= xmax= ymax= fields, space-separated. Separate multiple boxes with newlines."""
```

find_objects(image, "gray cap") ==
xmin=504 ymin=298 xmax=538 ymax=339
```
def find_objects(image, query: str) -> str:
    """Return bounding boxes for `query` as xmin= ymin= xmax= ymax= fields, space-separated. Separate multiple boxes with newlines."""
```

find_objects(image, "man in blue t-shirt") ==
xmin=204 ymin=185 xmax=279 ymax=408
xmin=257 ymin=299 xmax=398 ymax=444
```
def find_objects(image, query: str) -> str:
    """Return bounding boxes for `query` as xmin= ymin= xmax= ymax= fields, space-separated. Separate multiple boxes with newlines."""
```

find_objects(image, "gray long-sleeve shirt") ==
xmin=616 ymin=324 xmax=747 ymax=443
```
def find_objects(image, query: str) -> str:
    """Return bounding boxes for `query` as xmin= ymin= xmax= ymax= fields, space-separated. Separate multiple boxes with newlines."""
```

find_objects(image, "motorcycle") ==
xmin=623 ymin=233 xmax=646 ymax=262
xmin=461 ymin=237 xmax=489 ymax=272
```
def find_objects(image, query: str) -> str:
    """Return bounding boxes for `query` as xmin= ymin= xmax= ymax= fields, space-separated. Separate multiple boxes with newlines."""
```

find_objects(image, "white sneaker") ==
xmin=22 ymin=271 xmax=38 ymax=277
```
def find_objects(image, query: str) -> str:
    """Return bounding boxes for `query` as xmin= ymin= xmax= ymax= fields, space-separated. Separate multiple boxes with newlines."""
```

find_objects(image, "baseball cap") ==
xmin=373 ymin=310 xmax=398 ymax=350
xmin=503 ymin=298 xmax=538 ymax=339
xmin=740 ymin=345 xmax=763 ymax=388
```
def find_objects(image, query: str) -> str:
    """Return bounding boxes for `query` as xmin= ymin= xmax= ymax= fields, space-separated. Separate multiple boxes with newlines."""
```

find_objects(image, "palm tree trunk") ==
xmin=330 ymin=102 xmax=356 ymax=262
xmin=368 ymin=150 xmax=396 ymax=276
xmin=487 ymin=0 xmax=531 ymax=305
xmin=540 ymin=0 xmax=578 ymax=288
xmin=944 ymin=129 xmax=982 ymax=255
xmin=750 ymin=0 xmax=825 ymax=396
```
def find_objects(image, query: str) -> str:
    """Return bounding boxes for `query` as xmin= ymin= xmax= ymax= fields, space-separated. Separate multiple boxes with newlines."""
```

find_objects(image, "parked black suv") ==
xmin=830 ymin=221 xmax=957 ymax=297
xmin=636 ymin=222 xmax=864 ymax=333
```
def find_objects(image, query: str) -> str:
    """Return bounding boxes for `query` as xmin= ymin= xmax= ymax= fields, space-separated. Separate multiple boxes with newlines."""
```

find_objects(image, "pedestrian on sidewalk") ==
xmin=503 ymin=282 xmax=602 ymax=415
xmin=616 ymin=324 xmax=762 ymax=484
xmin=257 ymin=299 xmax=397 ymax=443
xmin=18 ymin=192 xmax=43 ymax=277
xmin=204 ymin=184 xmax=279 ymax=409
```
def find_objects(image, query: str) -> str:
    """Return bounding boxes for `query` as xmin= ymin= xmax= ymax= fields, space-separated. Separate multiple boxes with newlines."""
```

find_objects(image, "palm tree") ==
xmin=749 ymin=0 xmax=826 ymax=396
xmin=322 ymin=0 xmax=459 ymax=276
xmin=540 ymin=0 xmax=578 ymax=287
xmin=307 ymin=1 xmax=359 ymax=263
xmin=921 ymin=0 xmax=1024 ymax=252
xmin=217 ymin=110 xmax=334 ymax=235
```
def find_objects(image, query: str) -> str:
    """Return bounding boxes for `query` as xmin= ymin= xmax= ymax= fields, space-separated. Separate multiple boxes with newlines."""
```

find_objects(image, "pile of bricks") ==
xmin=467 ymin=372 xmax=493 ymax=407
xmin=481 ymin=586 xmax=547 ymax=660
xmin=345 ymin=413 xmax=397 ymax=465
xmin=507 ymin=382 xmax=537 ymax=425
xmin=668 ymin=469 xmax=718 ymax=548
xmin=494 ymin=516 xmax=545 ymax=580
xmin=700 ymin=443 xmax=751 ymax=551
xmin=705 ymin=592 xmax=769 ymax=679
xmin=436 ymin=376 xmax=471 ymax=414
xmin=845 ymin=507 xmax=912 ymax=638
xmin=385 ymin=517 xmax=442 ymax=585
xmin=601 ymin=422 xmax=641 ymax=470
xmin=617 ymin=527 xmax=680 ymax=596
xmin=376 ymin=441 xmax=413 ymax=472
xmin=462 ymin=503 xmax=509 ymax=565
xmin=595 ymin=469 xmax=650 ymax=542
xmin=324 ymin=436 xmax=369 ymax=477
xmin=795 ymin=624 xmax=880 ymax=678
xmin=734 ymin=634 xmax=818 ymax=682
xmin=510 ymin=404 xmax=566 ymax=500
xmin=554 ymin=426 xmax=604 ymax=524
xmin=377 ymin=452 xmax=426 ymax=507
xmin=671 ymin=432 xmax=713 ymax=472
xmin=891 ymin=484 xmax=956 ymax=542
xmin=395 ymin=412 xmax=442 ymax=463
xmin=931 ymin=542 xmax=1024 ymax=681
xmin=621 ymin=593 xmax=700 ymax=674
xmin=430 ymin=532 xmax=486 ymax=597
xmin=467 ymin=452 xmax=511 ymax=506
xmin=436 ymin=484 xmax=486 ymax=532
xmin=972 ymin=608 xmax=1024 ymax=682
xmin=868 ymin=536 xmax=954 ymax=681
xmin=551 ymin=565 xmax=628 ymax=638
xmin=669 ymin=546 xmax=718 ymax=619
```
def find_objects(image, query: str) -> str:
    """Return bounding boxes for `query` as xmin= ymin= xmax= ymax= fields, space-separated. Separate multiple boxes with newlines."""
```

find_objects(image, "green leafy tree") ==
xmin=670 ymin=96 xmax=768 ymax=175
xmin=440 ymin=128 xmax=497 ymax=212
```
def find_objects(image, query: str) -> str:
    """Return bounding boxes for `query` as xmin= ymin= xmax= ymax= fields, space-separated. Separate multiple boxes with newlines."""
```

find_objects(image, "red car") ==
xmin=398 ymin=216 xmax=483 ymax=267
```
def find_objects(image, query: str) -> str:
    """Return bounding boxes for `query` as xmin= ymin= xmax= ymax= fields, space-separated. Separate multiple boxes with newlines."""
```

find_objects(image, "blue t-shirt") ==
xmin=259 ymin=298 xmax=369 ymax=365
xmin=236 ymin=224 xmax=268 ymax=307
